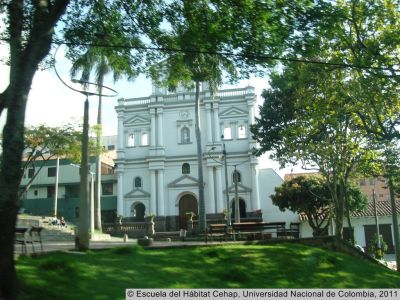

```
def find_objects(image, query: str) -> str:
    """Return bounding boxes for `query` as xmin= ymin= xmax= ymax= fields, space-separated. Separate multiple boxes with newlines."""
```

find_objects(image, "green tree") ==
xmin=0 ymin=1 xmax=70 ymax=298
xmin=317 ymin=0 xmax=400 ymax=271
xmin=272 ymin=176 xmax=367 ymax=237
xmin=272 ymin=176 xmax=333 ymax=237
xmin=150 ymin=0 xmax=308 ymax=230
xmin=251 ymin=62 xmax=377 ymax=239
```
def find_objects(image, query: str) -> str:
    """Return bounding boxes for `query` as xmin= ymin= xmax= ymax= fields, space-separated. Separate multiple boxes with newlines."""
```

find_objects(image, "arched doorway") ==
xmin=179 ymin=194 xmax=198 ymax=229
xmin=231 ymin=198 xmax=246 ymax=221
xmin=131 ymin=202 xmax=145 ymax=221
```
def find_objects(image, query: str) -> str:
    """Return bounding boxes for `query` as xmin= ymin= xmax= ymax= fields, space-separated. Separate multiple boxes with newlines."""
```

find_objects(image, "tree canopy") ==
xmin=272 ymin=176 xmax=367 ymax=237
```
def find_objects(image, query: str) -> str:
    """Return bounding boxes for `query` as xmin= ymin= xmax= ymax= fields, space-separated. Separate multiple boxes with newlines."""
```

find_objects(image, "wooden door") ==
xmin=179 ymin=194 xmax=198 ymax=229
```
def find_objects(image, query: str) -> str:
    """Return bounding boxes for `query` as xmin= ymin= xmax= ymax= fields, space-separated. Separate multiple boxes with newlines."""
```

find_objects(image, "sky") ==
xmin=0 ymin=44 xmax=304 ymax=177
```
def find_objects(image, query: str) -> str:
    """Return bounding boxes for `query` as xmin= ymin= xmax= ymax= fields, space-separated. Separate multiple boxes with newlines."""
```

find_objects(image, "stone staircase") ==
xmin=17 ymin=215 xmax=76 ymax=242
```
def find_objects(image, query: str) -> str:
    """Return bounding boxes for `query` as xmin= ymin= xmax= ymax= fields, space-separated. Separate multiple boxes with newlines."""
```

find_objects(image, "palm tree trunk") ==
xmin=194 ymin=81 xmax=206 ymax=231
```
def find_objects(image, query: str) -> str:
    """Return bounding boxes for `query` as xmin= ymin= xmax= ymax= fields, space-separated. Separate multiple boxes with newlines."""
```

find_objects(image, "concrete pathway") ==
xmin=14 ymin=237 xmax=136 ymax=255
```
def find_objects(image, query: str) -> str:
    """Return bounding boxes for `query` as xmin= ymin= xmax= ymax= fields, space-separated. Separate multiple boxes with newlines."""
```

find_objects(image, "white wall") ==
xmin=258 ymin=168 xmax=299 ymax=226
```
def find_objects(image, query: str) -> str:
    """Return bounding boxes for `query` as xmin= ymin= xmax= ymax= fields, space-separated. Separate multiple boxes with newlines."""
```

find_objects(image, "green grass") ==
xmin=16 ymin=243 xmax=400 ymax=300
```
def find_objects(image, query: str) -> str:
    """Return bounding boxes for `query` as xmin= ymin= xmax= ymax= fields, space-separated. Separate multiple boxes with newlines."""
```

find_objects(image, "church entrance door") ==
xmin=179 ymin=194 xmax=198 ymax=229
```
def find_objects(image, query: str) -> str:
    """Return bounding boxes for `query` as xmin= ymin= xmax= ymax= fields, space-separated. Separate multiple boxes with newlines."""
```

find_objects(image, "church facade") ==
xmin=115 ymin=84 xmax=297 ymax=230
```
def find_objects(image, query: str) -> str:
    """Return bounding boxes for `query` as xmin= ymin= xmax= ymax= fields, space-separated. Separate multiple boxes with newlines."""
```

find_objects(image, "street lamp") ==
xmin=208 ymin=140 xmax=261 ymax=225
xmin=53 ymin=45 xmax=117 ymax=250
xmin=209 ymin=143 xmax=232 ymax=226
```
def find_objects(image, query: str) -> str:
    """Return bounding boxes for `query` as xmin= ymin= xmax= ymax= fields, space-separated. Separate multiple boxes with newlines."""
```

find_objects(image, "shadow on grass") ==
xmin=16 ymin=243 xmax=400 ymax=300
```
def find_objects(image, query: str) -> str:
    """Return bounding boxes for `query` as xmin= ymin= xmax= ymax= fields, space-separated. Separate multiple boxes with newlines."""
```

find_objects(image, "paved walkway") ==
xmin=14 ymin=237 xmax=137 ymax=255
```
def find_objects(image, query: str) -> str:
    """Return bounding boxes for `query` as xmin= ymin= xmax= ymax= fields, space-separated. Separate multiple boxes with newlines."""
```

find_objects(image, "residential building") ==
xmin=285 ymin=172 xmax=400 ymax=254
xmin=19 ymin=144 xmax=118 ymax=223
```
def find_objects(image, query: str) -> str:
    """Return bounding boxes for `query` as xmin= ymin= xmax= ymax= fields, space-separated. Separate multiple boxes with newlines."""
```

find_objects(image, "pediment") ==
xmin=219 ymin=107 xmax=248 ymax=120
xmin=124 ymin=188 xmax=151 ymax=199
xmin=168 ymin=175 xmax=199 ymax=188
xmin=225 ymin=183 xmax=252 ymax=193
xmin=124 ymin=115 xmax=150 ymax=126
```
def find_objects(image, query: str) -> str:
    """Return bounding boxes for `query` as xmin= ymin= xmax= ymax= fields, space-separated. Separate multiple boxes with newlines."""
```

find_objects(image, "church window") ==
xmin=134 ymin=177 xmax=142 ymax=188
xmin=223 ymin=126 xmax=232 ymax=140
xmin=181 ymin=127 xmax=190 ymax=143
xmin=182 ymin=163 xmax=190 ymax=174
xmin=127 ymin=133 xmax=135 ymax=147
xmin=141 ymin=132 xmax=149 ymax=146
xmin=238 ymin=124 xmax=246 ymax=139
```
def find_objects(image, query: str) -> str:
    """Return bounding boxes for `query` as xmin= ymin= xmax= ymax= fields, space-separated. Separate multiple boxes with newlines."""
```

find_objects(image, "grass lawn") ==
xmin=16 ymin=243 xmax=400 ymax=300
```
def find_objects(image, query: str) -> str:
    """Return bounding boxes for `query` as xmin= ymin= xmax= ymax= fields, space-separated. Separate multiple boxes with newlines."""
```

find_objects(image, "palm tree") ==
xmin=69 ymin=2 xmax=143 ymax=232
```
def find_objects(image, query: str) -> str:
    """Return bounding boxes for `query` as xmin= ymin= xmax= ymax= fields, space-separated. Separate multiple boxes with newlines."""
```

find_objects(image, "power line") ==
xmin=53 ymin=40 xmax=399 ymax=73
xmin=1 ymin=37 xmax=399 ymax=73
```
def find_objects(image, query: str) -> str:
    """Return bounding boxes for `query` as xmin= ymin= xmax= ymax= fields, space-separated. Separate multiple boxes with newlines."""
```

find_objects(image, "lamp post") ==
xmin=208 ymin=141 xmax=261 ymax=225
xmin=53 ymin=157 xmax=60 ymax=218
xmin=222 ymin=143 xmax=231 ymax=226
xmin=209 ymin=144 xmax=231 ymax=226
xmin=53 ymin=45 xmax=117 ymax=250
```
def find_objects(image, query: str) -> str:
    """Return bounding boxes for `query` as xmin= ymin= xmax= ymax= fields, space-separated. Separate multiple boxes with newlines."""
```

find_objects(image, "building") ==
xmin=19 ymin=139 xmax=118 ymax=223
xmin=115 ymin=83 xmax=297 ymax=230
xmin=285 ymin=172 xmax=400 ymax=253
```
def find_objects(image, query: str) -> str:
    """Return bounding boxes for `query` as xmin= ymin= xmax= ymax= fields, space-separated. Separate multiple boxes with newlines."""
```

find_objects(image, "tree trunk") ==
xmin=0 ymin=95 xmax=27 ymax=299
xmin=334 ymin=180 xmax=345 ymax=239
xmin=344 ymin=184 xmax=354 ymax=244
xmin=77 ymin=97 xmax=90 ymax=250
xmin=0 ymin=2 xmax=69 ymax=298
xmin=194 ymin=81 xmax=206 ymax=231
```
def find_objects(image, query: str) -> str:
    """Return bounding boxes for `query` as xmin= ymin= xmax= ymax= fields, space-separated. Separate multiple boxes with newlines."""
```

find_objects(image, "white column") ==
xmin=117 ymin=113 xmax=125 ymax=161
xmin=157 ymin=108 xmax=164 ymax=146
xmin=150 ymin=109 xmax=156 ymax=147
xmin=248 ymin=103 xmax=255 ymax=125
xmin=215 ymin=166 xmax=224 ymax=213
xmin=157 ymin=169 xmax=165 ymax=216
xmin=206 ymin=104 xmax=213 ymax=143
xmin=117 ymin=170 xmax=124 ymax=216
xmin=207 ymin=166 xmax=215 ymax=213
xmin=213 ymin=104 xmax=221 ymax=142
xmin=150 ymin=170 xmax=157 ymax=214
xmin=251 ymin=163 xmax=260 ymax=211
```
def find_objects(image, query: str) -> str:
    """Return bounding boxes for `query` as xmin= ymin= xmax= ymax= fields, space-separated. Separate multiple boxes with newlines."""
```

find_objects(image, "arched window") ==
xmin=232 ymin=170 xmax=241 ymax=183
xmin=134 ymin=177 xmax=142 ymax=188
xmin=238 ymin=124 xmax=246 ymax=139
xmin=127 ymin=133 xmax=135 ymax=147
xmin=181 ymin=127 xmax=190 ymax=143
xmin=223 ymin=126 xmax=232 ymax=139
xmin=141 ymin=132 xmax=149 ymax=146
xmin=182 ymin=163 xmax=190 ymax=174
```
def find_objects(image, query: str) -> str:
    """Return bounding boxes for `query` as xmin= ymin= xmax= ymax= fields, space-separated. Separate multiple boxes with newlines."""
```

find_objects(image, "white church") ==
xmin=114 ymin=83 xmax=298 ymax=231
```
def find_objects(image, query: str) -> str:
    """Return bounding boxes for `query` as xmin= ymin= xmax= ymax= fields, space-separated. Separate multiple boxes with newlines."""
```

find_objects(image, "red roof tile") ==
xmin=299 ymin=200 xmax=400 ymax=221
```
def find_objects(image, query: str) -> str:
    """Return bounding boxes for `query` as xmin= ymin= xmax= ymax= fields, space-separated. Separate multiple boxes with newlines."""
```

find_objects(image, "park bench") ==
xmin=231 ymin=221 xmax=286 ymax=240
xmin=26 ymin=226 xmax=43 ymax=253
xmin=205 ymin=223 xmax=230 ymax=242
xmin=15 ymin=227 xmax=28 ymax=254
